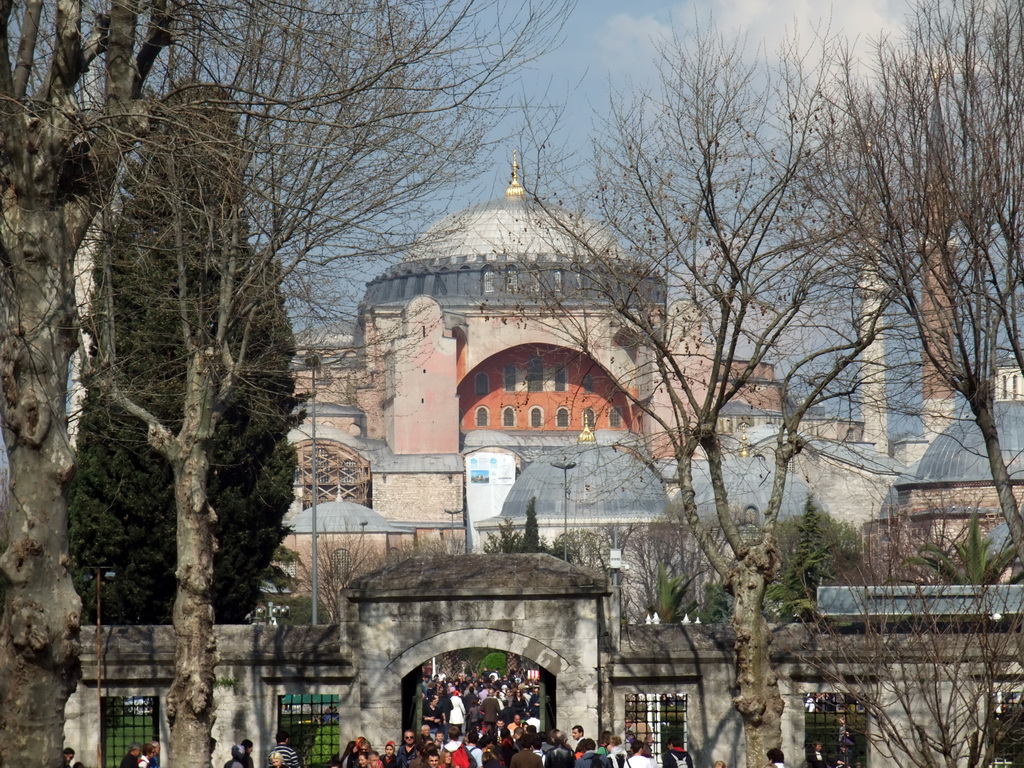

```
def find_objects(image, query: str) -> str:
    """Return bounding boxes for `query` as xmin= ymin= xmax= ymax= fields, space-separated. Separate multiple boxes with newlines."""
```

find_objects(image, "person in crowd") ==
xmin=398 ymin=732 xmax=419 ymax=768
xmin=119 ymin=743 xmax=142 ymax=768
xmin=268 ymin=730 xmax=301 ymax=768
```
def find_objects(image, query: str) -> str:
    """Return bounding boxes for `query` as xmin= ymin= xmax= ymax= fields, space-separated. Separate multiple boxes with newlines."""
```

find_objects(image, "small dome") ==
xmin=407 ymin=194 xmax=618 ymax=264
xmin=291 ymin=502 xmax=411 ymax=534
xmin=692 ymin=456 xmax=817 ymax=525
xmin=898 ymin=401 xmax=1024 ymax=487
xmin=500 ymin=443 xmax=666 ymax=520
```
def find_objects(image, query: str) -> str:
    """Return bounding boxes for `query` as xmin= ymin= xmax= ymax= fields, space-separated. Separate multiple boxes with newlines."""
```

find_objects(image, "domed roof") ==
xmin=691 ymin=455 xmax=817 ymax=525
xmin=897 ymin=401 xmax=1024 ymax=487
xmin=500 ymin=443 xmax=667 ymax=521
xmin=407 ymin=168 xmax=618 ymax=264
xmin=291 ymin=501 xmax=412 ymax=534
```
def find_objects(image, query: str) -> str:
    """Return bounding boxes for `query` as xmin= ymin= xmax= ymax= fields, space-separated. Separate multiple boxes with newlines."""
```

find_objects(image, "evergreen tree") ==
xmin=523 ymin=497 xmax=542 ymax=553
xmin=768 ymin=498 xmax=834 ymax=620
xmin=69 ymin=98 xmax=298 ymax=625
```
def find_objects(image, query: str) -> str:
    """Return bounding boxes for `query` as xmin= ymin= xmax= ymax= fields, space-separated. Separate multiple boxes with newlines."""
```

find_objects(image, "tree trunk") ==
xmin=162 ymin=355 xmax=219 ymax=767
xmin=729 ymin=555 xmax=784 ymax=768
xmin=0 ymin=208 xmax=83 ymax=766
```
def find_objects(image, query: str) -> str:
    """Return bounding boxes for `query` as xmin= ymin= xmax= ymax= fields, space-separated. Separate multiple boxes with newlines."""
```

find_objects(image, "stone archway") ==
xmin=339 ymin=553 xmax=616 ymax=744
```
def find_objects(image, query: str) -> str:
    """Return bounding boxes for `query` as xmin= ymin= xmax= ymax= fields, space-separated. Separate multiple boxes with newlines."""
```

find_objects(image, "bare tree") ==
xmin=0 ymin=0 xmax=568 ymax=763
xmin=809 ymin=590 xmax=1024 ymax=768
xmin=535 ymin=29 xmax=883 ymax=766
xmin=828 ymin=0 xmax=1024 ymax=564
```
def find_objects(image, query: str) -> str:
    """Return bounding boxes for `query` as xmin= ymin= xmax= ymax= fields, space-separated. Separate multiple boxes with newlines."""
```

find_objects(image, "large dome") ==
xmin=897 ymin=401 xmax=1024 ymax=488
xmin=500 ymin=442 xmax=667 ymax=521
xmin=407 ymin=193 xmax=618 ymax=264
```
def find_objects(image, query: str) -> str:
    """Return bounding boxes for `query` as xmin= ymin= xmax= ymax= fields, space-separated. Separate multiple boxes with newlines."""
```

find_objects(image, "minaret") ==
xmin=858 ymin=260 xmax=890 ymax=455
xmin=919 ymin=72 xmax=956 ymax=441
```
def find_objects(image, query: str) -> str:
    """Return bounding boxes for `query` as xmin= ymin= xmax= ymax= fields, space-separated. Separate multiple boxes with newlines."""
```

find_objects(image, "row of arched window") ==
xmin=473 ymin=405 xmax=622 ymax=429
xmin=474 ymin=364 xmax=594 ymax=395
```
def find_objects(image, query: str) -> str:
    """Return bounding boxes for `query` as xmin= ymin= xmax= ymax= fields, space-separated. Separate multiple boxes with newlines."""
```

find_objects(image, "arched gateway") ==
xmin=338 ymin=553 xmax=617 ymax=745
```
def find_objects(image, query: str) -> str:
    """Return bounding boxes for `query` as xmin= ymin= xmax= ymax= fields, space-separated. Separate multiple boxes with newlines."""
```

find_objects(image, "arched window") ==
xmin=583 ymin=408 xmax=596 ymax=429
xmin=609 ymin=407 xmax=622 ymax=428
xmin=582 ymin=373 xmax=594 ymax=393
xmin=553 ymin=269 xmax=563 ymax=292
xmin=504 ymin=365 xmax=517 ymax=392
xmin=475 ymin=406 xmax=490 ymax=427
xmin=475 ymin=372 xmax=490 ymax=395
xmin=530 ymin=407 xmax=543 ymax=428
xmin=556 ymin=408 xmax=570 ymax=428
xmin=554 ymin=366 xmax=567 ymax=392
xmin=297 ymin=441 xmax=370 ymax=507
xmin=503 ymin=407 xmax=516 ymax=428
xmin=506 ymin=266 xmax=519 ymax=292
xmin=482 ymin=267 xmax=496 ymax=294
xmin=527 ymin=355 xmax=544 ymax=392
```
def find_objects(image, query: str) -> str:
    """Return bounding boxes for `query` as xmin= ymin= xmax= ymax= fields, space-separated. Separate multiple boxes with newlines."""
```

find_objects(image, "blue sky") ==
xmin=459 ymin=0 xmax=909 ymax=207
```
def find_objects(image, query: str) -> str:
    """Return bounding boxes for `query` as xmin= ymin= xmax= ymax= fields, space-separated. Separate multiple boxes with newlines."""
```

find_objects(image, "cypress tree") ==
xmin=69 ymin=97 xmax=298 ymax=625
xmin=523 ymin=497 xmax=541 ymax=553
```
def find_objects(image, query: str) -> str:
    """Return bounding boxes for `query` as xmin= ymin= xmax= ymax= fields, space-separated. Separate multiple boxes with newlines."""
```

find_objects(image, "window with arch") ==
xmin=483 ymin=268 xmax=496 ymax=294
xmin=505 ymin=266 xmax=519 ymax=291
xmin=503 ymin=407 xmax=516 ymax=428
xmin=504 ymin=365 xmax=517 ymax=391
xmin=475 ymin=406 xmax=490 ymax=427
xmin=556 ymin=408 xmax=570 ymax=428
xmin=554 ymin=366 xmax=567 ymax=392
xmin=609 ymin=406 xmax=622 ymax=428
xmin=474 ymin=372 xmax=490 ymax=395
xmin=297 ymin=441 xmax=370 ymax=507
xmin=553 ymin=269 xmax=564 ymax=292
xmin=583 ymin=408 xmax=596 ymax=429
xmin=582 ymin=373 xmax=595 ymax=393
xmin=527 ymin=355 xmax=544 ymax=392
xmin=530 ymin=407 xmax=543 ymax=428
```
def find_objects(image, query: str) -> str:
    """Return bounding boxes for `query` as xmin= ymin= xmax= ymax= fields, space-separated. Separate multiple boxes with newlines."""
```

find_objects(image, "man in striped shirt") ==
xmin=268 ymin=730 xmax=301 ymax=768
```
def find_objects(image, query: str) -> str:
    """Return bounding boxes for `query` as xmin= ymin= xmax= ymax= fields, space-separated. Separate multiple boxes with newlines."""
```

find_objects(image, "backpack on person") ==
xmin=452 ymin=745 xmax=476 ymax=768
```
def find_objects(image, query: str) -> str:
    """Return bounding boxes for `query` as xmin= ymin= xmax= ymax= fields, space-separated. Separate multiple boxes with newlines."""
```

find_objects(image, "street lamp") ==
xmin=86 ymin=566 xmax=115 ymax=768
xmin=550 ymin=460 xmax=576 ymax=561
xmin=445 ymin=509 xmax=462 ymax=550
xmin=305 ymin=352 xmax=321 ymax=626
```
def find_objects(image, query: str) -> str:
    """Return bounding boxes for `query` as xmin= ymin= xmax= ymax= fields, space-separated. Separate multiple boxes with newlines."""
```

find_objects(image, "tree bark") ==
xmin=729 ymin=550 xmax=784 ymax=768
xmin=0 ymin=207 xmax=83 ymax=766
xmin=159 ymin=352 xmax=219 ymax=767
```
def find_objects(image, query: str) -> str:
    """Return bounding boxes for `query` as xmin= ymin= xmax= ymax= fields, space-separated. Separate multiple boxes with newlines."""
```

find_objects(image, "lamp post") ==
xmin=306 ymin=352 xmax=321 ymax=626
xmin=89 ymin=566 xmax=115 ymax=768
xmin=445 ymin=509 xmax=462 ymax=550
xmin=550 ymin=460 xmax=576 ymax=561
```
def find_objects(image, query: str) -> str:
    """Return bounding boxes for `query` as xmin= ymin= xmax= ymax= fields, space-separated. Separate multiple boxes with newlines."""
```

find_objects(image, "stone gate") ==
xmin=339 ymin=553 xmax=618 ymax=745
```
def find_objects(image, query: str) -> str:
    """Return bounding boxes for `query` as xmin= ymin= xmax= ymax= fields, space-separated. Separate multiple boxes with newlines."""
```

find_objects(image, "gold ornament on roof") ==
xmin=579 ymin=422 xmax=596 ymax=443
xmin=505 ymin=149 xmax=525 ymax=198
xmin=738 ymin=423 xmax=750 ymax=457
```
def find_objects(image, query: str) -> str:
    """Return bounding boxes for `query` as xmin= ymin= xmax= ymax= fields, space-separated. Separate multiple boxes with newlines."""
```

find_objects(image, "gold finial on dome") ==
xmin=505 ymin=149 xmax=525 ymax=198
xmin=738 ymin=423 xmax=750 ymax=458
xmin=578 ymin=423 xmax=596 ymax=443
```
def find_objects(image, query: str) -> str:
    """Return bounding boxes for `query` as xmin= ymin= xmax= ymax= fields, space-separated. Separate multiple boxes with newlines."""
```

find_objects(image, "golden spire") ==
xmin=578 ymin=423 xmax=596 ymax=443
xmin=505 ymin=149 xmax=525 ymax=198
xmin=738 ymin=423 xmax=750 ymax=458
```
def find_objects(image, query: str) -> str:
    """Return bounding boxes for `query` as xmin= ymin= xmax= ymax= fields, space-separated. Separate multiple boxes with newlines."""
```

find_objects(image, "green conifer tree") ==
xmin=523 ymin=497 xmax=542 ymax=553
xmin=69 ymin=99 xmax=298 ymax=625
xmin=768 ymin=497 xmax=834 ymax=620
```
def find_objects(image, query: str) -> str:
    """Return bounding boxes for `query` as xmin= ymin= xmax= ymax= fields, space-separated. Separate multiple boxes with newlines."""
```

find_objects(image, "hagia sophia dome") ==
xmin=360 ymin=158 xmax=663 ymax=309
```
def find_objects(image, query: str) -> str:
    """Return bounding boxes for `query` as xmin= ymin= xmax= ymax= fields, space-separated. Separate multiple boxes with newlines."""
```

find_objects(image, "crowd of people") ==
xmin=311 ymin=671 xmax=716 ymax=768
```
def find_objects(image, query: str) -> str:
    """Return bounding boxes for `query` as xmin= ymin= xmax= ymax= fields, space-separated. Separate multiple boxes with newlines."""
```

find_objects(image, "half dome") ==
xmin=897 ymin=401 xmax=1024 ymax=488
xmin=500 ymin=443 xmax=666 ymax=521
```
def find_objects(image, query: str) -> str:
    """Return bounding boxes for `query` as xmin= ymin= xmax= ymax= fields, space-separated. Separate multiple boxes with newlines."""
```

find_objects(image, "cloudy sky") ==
xmin=461 ymin=0 xmax=912 ymax=206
